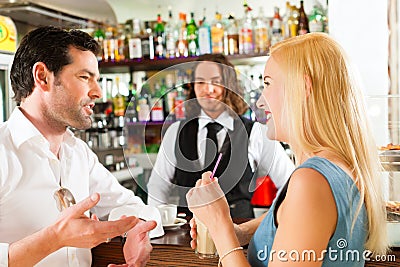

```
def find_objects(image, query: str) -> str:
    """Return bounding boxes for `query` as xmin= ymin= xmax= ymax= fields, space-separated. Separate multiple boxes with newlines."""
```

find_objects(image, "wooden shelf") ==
xmin=98 ymin=52 xmax=269 ymax=73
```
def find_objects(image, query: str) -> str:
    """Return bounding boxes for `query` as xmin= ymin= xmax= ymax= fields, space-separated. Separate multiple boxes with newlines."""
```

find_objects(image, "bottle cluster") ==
xmin=92 ymin=0 xmax=328 ymax=62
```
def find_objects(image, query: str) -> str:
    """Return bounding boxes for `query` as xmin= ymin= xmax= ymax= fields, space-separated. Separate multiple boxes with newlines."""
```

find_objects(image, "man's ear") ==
xmin=304 ymin=75 xmax=312 ymax=98
xmin=32 ymin=62 xmax=49 ymax=90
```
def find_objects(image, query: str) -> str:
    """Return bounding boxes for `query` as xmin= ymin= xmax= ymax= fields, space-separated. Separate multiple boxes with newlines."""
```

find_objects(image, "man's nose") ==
xmin=89 ymin=81 xmax=103 ymax=99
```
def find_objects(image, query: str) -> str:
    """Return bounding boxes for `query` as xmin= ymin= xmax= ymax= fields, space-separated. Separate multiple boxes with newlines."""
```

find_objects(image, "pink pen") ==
xmin=210 ymin=153 xmax=223 ymax=180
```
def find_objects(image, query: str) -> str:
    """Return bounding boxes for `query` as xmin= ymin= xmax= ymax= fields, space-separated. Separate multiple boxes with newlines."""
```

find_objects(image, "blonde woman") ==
xmin=187 ymin=33 xmax=387 ymax=266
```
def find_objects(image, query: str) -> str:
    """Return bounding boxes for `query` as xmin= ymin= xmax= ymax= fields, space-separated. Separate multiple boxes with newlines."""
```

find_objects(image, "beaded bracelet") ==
xmin=218 ymin=246 xmax=244 ymax=267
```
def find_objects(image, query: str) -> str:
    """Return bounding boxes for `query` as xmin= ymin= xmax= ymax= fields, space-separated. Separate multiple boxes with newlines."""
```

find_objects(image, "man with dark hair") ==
xmin=0 ymin=26 xmax=159 ymax=267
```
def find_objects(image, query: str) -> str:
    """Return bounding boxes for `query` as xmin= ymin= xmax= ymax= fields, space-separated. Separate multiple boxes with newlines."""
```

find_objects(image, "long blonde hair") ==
xmin=271 ymin=33 xmax=387 ymax=254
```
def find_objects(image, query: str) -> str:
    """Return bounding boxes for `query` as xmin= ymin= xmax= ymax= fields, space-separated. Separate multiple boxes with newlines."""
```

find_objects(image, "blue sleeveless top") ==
xmin=247 ymin=157 xmax=367 ymax=266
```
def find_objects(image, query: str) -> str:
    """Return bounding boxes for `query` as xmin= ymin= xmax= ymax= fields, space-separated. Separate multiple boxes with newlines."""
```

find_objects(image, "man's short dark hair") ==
xmin=10 ymin=26 xmax=100 ymax=102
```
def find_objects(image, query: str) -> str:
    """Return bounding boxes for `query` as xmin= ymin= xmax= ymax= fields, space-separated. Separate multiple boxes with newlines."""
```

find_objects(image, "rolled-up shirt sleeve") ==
xmin=0 ymin=243 xmax=9 ymax=267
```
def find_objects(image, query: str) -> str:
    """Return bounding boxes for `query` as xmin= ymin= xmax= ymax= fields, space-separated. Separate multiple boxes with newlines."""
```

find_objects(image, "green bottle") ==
xmin=187 ymin=12 xmax=198 ymax=56
xmin=154 ymin=14 xmax=165 ymax=58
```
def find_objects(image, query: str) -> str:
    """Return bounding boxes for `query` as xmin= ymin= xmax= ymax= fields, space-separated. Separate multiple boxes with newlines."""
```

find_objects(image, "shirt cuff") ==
xmin=0 ymin=243 xmax=9 ymax=267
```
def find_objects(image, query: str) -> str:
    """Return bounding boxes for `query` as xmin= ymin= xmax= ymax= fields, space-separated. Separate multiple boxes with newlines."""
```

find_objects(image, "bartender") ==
xmin=147 ymin=54 xmax=294 ymax=218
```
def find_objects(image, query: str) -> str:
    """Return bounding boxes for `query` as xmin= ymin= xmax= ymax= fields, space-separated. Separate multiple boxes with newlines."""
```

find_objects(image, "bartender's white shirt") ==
xmin=0 ymin=108 xmax=152 ymax=267
xmin=147 ymin=110 xmax=295 ymax=206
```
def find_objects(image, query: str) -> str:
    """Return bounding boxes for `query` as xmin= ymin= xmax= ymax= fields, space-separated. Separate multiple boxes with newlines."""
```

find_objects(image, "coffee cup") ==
xmin=156 ymin=204 xmax=177 ymax=225
xmin=195 ymin=217 xmax=218 ymax=259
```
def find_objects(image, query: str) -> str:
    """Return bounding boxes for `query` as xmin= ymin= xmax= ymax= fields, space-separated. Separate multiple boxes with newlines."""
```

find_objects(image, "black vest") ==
xmin=173 ymin=116 xmax=255 ymax=218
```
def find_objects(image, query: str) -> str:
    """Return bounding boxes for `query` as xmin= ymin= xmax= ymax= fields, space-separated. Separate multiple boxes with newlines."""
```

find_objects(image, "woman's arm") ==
xmin=269 ymin=168 xmax=337 ymax=267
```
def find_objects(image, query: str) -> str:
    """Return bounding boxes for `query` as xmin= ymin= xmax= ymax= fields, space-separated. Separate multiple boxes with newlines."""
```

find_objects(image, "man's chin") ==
xmin=70 ymin=119 xmax=92 ymax=131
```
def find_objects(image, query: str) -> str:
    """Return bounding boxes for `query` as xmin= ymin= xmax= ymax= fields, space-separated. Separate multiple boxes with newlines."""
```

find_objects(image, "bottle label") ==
xmin=309 ymin=21 xmax=323 ymax=32
xmin=151 ymin=107 xmax=164 ymax=121
xmin=174 ymin=98 xmax=185 ymax=120
xmin=129 ymin=38 xmax=142 ymax=59
xmin=138 ymin=104 xmax=150 ymax=122
xmin=227 ymin=34 xmax=239 ymax=55
xmin=166 ymin=34 xmax=176 ymax=51
xmin=211 ymin=27 xmax=224 ymax=54
xmin=240 ymin=28 xmax=253 ymax=53
xmin=198 ymin=27 xmax=211 ymax=54
xmin=255 ymin=28 xmax=268 ymax=53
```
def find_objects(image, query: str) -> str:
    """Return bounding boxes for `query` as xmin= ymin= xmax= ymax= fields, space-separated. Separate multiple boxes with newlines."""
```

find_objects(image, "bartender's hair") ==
xmin=185 ymin=54 xmax=248 ymax=117
xmin=10 ymin=26 xmax=100 ymax=102
xmin=270 ymin=33 xmax=387 ymax=255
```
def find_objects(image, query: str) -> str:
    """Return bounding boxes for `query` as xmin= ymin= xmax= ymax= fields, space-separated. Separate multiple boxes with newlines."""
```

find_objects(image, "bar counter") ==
xmin=92 ymin=218 xmax=400 ymax=267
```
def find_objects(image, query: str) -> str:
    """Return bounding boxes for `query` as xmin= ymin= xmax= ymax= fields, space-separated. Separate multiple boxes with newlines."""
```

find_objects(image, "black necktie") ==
xmin=205 ymin=122 xmax=223 ymax=170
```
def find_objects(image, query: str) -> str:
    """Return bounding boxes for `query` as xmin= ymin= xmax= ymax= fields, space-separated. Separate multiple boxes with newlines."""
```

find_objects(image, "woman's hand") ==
xmin=186 ymin=171 xmax=231 ymax=233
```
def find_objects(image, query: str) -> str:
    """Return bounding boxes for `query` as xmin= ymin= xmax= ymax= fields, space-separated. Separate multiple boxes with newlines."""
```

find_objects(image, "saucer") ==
xmin=163 ymin=218 xmax=187 ymax=230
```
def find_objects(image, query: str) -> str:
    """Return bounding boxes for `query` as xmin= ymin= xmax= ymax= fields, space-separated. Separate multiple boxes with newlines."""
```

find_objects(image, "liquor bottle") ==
xmin=198 ymin=8 xmax=212 ymax=55
xmin=159 ymin=78 xmax=169 ymax=119
xmin=297 ymin=0 xmax=309 ymax=35
xmin=254 ymin=7 xmax=269 ymax=53
xmin=104 ymin=26 xmax=116 ymax=61
xmin=187 ymin=12 xmax=199 ymax=56
xmin=137 ymin=97 xmax=150 ymax=122
xmin=308 ymin=4 xmax=326 ymax=33
xmin=138 ymin=78 xmax=151 ymax=122
xmin=93 ymin=26 xmax=105 ymax=61
xmin=142 ymin=21 xmax=155 ymax=60
xmin=174 ymin=74 xmax=186 ymax=120
xmin=239 ymin=1 xmax=254 ymax=54
xmin=113 ymin=76 xmax=126 ymax=117
xmin=176 ymin=13 xmax=188 ymax=57
xmin=151 ymin=83 xmax=165 ymax=122
xmin=165 ymin=74 xmax=176 ymax=121
xmin=123 ymin=21 xmax=132 ymax=60
xmin=129 ymin=19 xmax=143 ymax=59
xmin=287 ymin=5 xmax=299 ymax=38
xmin=154 ymin=13 xmax=165 ymax=58
xmin=270 ymin=7 xmax=283 ymax=46
xmin=225 ymin=14 xmax=239 ymax=55
xmin=211 ymin=12 xmax=224 ymax=54
xmin=125 ymin=81 xmax=138 ymax=123
xmin=174 ymin=86 xmax=186 ymax=120
xmin=115 ymin=24 xmax=126 ymax=62
xmin=281 ymin=1 xmax=292 ymax=39
xmin=165 ymin=7 xmax=177 ymax=58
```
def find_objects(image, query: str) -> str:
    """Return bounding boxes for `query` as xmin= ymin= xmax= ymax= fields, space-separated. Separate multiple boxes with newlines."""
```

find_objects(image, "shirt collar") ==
xmin=198 ymin=110 xmax=234 ymax=131
xmin=7 ymin=107 xmax=76 ymax=149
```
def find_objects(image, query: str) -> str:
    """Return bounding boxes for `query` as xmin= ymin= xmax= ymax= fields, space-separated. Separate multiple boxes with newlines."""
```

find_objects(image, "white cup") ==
xmin=156 ymin=204 xmax=177 ymax=225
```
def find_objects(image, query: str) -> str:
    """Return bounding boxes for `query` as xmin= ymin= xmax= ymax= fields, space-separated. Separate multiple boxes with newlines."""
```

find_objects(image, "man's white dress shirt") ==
xmin=0 ymin=108 xmax=156 ymax=267
xmin=147 ymin=110 xmax=295 ymax=206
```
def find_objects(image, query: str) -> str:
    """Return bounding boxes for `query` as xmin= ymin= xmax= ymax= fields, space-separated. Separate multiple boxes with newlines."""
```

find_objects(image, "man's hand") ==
xmin=51 ymin=193 xmax=140 ymax=249
xmin=115 ymin=219 xmax=157 ymax=267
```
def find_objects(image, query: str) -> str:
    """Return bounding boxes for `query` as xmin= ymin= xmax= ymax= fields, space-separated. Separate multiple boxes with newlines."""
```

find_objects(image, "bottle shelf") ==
xmin=98 ymin=52 xmax=269 ymax=73
xmin=126 ymin=120 xmax=174 ymax=126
